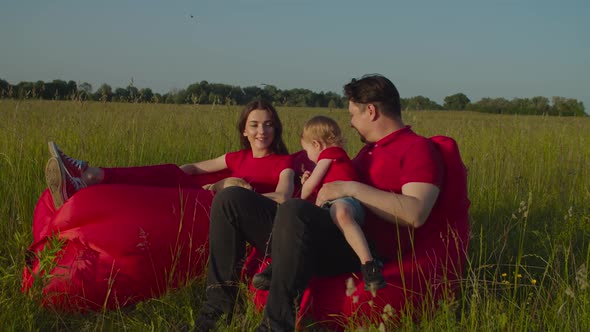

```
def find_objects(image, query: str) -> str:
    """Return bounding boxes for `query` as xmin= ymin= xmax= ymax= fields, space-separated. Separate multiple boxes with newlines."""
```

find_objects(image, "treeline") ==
xmin=0 ymin=78 xmax=585 ymax=116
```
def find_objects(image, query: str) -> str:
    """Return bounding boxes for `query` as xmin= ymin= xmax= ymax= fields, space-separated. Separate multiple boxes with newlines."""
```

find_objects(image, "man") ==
xmin=196 ymin=74 xmax=463 ymax=331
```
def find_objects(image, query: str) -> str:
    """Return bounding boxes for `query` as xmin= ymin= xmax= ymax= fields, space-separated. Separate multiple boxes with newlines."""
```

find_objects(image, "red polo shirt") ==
xmin=225 ymin=149 xmax=293 ymax=194
xmin=352 ymin=126 xmax=444 ymax=261
xmin=306 ymin=146 xmax=358 ymax=202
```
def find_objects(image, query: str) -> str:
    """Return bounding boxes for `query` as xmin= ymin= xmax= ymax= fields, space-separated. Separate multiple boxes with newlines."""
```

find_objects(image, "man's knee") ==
xmin=276 ymin=198 xmax=308 ymax=217
xmin=274 ymin=199 xmax=317 ymax=239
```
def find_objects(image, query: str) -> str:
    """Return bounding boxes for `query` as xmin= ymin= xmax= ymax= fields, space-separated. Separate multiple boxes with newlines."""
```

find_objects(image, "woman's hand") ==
xmin=180 ymin=164 xmax=196 ymax=175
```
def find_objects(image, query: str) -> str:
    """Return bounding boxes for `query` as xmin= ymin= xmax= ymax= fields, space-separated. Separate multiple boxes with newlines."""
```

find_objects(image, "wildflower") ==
xmin=517 ymin=274 xmax=522 ymax=278
xmin=346 ymin=277 xmax=357 ymax=296
xmin=501 ymin=273 xmax=507 ymax=278
xmin=383 ymin=304 xmax=394 ymax=317
xmin=575 ymin=264 xmax=588 ymax=290
xmin=531 ymin=279 xmax=537 ymax=285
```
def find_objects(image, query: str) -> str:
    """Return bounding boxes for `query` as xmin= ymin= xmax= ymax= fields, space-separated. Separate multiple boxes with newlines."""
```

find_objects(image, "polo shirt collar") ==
xmin=371 ymin=125 xmax=413 ymax=148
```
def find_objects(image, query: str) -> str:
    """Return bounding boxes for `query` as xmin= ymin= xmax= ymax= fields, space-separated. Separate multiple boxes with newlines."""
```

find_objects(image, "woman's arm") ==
xmin=300 ymin=159 xmax=331 ymax=200
xmin=179 ymin=154 xmax=227 ymax=175
xmin=262 ymin=168 xmax=295 ymax=204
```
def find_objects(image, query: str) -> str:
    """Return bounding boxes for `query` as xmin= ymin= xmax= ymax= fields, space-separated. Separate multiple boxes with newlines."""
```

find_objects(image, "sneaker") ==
xmin=192 ymin=311 xmax=219 ymax=332
xmin=192 ymin=308 xmax=229 ymax=332
xmin=48 ymin=142 xmax=88 ymax=178
xmin=361 ymin=260 xmax=386 ymax=292
xmin=252 ymin=263 xmax=272 ymax=291
xmin=45 ymin=157 xmax=87 ymax=209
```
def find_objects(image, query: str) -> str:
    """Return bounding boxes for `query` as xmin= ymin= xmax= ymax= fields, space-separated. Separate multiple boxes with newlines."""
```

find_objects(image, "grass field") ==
xmin=1 ymin=99 xmax=589 ymax=331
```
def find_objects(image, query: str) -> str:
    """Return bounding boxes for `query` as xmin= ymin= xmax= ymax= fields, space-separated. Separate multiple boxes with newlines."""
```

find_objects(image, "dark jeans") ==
xmin=201 ymin=186 xmax=359 ymax=331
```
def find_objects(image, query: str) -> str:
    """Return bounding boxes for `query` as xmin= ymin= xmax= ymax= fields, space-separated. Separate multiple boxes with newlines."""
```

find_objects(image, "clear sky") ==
xmin=1 ymin=0 xmax=588 ymax=109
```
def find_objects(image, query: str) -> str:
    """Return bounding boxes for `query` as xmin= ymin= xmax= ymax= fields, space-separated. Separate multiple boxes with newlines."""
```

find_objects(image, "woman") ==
xmin=45 ymin=100 xmax=295 ymax=209
xmin=25 ymin=100 xmax=295 ymax=312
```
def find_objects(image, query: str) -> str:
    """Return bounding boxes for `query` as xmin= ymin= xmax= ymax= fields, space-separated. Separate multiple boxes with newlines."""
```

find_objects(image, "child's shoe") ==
xmin=361 ymin=259 xmax=386 ymax=292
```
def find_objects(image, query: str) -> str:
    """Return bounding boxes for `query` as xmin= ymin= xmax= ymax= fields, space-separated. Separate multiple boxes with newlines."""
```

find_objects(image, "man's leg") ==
xmin=259 ymin=199 xmax=359 ymax=331
xmin=198 ymin=186 xmax=277 ymax=328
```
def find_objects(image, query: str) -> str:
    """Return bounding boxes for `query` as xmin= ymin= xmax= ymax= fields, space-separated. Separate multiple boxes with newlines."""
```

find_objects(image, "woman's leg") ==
xmin=197 ymin=187 xmax=277 ymax=330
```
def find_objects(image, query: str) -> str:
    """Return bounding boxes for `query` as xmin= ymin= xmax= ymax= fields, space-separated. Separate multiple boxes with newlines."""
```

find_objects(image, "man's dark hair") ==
xmin=343 ymin=74 xmax=402 ymax=119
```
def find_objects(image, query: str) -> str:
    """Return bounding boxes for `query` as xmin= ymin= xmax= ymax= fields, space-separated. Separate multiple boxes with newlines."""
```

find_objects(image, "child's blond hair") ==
xmin=301 ymin=116 xmax=345 ymax=147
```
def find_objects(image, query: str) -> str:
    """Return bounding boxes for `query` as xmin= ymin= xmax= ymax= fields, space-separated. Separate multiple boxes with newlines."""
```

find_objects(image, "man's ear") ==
xmin=367 ymin=103 xmax=378 ymax=121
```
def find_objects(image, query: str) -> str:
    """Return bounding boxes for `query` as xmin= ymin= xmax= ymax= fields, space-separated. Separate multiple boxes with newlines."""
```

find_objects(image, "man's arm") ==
xmin=316 ymin=181 xmax=439 ymax=228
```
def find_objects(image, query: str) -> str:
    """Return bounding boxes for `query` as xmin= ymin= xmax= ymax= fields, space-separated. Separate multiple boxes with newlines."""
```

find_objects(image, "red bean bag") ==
xmin=22 ymin=138 xmax=468 ymax=330
xmin=21 ymin=171 xmax=226 ymax=311
xmin=244 ymin=136 xmax=470 ymax=330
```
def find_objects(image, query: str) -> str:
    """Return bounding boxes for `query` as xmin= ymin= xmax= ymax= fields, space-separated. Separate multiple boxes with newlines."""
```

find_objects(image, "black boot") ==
xmin=361 ymin=260 xmax=386 ymax=292
xmin=252 ymin=263 xmax=272 ymax=291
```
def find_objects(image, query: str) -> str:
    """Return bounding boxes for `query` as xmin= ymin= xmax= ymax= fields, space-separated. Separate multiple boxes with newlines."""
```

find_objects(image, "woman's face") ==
xmin=243 ymin=109 xmax=275 ymax=155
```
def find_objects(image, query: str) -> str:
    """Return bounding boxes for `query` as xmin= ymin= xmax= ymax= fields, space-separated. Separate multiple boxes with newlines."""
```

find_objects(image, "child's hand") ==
xmin=300 ymin=171 xmax=311 ymax=185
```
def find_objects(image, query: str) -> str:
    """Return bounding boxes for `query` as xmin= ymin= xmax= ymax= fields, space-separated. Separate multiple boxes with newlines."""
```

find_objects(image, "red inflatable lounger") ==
xmin=245 ymin=136 xmax=470 ymax=330
xmin=21 ymin=172 xmax=224 ymax=311
xmin=23 ymin=140 xmax=468 ymax=329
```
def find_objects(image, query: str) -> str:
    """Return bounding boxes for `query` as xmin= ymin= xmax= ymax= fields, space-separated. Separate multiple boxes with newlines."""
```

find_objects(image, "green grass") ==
xmin=1 ymin=99 xmax=589 ymax=331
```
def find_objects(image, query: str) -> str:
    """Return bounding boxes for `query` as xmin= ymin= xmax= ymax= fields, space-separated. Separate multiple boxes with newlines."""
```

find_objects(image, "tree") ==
xmin=66 ymin=80 xmax=78 ymax=99
xmin=139 ymin=88 xmax=154 ymax=103
xmin=95 ymin=83 xmax=113 ymax=102
xmin=552 ymin=97 xmax=585 ymax=116
xmin=113 ymin=88 xmax=129 ymax=102
xmin=405 ymin=96 xmax=443 ymax=110
xmin=443 ymin=93 xmax=470 ymax=110
xmin=78 ymin=82 xmax=92 ymax=94
xmin=0 ymin=79 xmax=10 ymax=97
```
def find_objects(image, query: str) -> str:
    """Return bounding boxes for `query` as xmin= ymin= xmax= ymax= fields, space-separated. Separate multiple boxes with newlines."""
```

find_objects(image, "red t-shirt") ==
xmin=306 ymin=146 xmax=358 ymax=202
xmin=352 ymin=126 xmax=444 ymax=261
xmin=225 ymin=150 xmax=293 ymax=194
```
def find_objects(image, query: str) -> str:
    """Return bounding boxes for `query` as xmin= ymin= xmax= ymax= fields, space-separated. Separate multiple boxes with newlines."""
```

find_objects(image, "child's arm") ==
xmin=179 ymin=154 xmax=227 ymax=175
xmin=300 ymin=159 xmax=332 ymax=200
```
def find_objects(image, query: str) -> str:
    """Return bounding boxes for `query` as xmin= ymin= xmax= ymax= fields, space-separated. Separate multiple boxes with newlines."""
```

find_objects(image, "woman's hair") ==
xmin=237 ymin=100 xmax=289 ymax=155
xmin=301 ymin=115 xmax=345 ymax=147
xmin=343 ymin=74 xmax=402 ymax=119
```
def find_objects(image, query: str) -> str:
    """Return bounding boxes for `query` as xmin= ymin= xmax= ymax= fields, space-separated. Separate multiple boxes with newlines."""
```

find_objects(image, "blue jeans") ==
xmin=322 ymin=196 xmax=365 ymax=226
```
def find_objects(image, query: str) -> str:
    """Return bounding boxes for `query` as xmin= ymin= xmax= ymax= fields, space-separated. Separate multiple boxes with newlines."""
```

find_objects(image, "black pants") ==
xmin=201 ymin=187 xmax=359 ymax=331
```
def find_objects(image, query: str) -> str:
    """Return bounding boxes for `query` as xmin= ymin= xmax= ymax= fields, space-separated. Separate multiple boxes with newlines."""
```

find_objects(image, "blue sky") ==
xmin=1 ymin=0 xmax=588 ymax=109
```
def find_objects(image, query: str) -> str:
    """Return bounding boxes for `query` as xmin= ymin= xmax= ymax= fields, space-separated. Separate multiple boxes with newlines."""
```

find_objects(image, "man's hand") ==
xmin=316 ymin=181 xmax=356 ymax=207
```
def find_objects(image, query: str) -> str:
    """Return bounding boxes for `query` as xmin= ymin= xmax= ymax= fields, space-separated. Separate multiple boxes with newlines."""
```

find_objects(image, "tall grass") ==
xmin=1 ymin=100 xmax=589 ymax=330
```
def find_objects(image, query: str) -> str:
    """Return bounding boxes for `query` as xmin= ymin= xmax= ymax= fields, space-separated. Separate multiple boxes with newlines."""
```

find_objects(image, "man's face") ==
xmin=348 ymin=101 xmax=369 ymax=143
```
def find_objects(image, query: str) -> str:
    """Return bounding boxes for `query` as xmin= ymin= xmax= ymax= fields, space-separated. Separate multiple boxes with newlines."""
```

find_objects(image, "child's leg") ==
xmin=329 ymin=200 xmax=373 ymax=264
